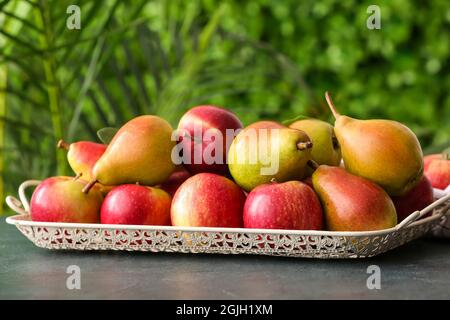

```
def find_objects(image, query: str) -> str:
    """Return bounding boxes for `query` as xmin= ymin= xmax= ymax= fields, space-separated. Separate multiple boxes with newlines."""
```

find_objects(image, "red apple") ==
xmin=160 ymin=167 xmax=191 ymax=197
xmin=30 ymin=176 xmax=103 ymax=223
xmin=424 ymin=153 xmax=450 ymax=190
xmin=245 ymin=120 xmax=285 ymax=130
xmin=101 ymin=184 xmax=171 ymax=225
xmin=424 ymin=154 xmax=441 ymax=171
xmin=171 ymin=173 xmax=245 ymax=227
xmin=244 ymin=181 xmax=323 ymax=230
xmin=391 ymin=175 xmax=434 ymax=222
xmin=177 ymin=105 xmax=243 ymax=175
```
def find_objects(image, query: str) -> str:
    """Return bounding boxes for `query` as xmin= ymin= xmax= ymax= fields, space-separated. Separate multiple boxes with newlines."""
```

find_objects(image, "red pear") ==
xmin=58 ymin=140 xmax=106 ymax=181
xmin=312 ymin=165 xmax=397 ymax=231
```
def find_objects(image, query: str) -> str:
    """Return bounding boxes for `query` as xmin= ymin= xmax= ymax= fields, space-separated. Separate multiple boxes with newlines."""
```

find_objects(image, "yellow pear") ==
xmin=83 ymin=115 xmax=176 ymax=192
xmin=325 ymin=92 xmax=423 ymax=196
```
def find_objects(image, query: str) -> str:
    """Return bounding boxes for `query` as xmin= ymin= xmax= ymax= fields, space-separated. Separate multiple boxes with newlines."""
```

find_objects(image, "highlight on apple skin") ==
xmin=171 ymin=173 xmax=246 ymax=228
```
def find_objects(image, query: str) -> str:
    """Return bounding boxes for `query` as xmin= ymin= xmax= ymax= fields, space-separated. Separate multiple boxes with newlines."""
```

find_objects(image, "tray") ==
xmin=5 ymin=180 xmax=450 ymax=259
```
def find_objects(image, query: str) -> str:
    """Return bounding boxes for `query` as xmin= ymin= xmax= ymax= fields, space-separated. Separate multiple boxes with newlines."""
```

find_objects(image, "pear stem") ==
xmin=325 ymin=91 xmax=340 ymax=119
xmin=82 ymin=179 xmax=97 ymax=194
xmin=332 ymin=136 xmax=340 ymax=150
xmin=297 ymin=141 xmax=313 ymax=150
xmin=57 ymin=139 xmax=69 ymax=151
xmin=307 ymin=160 xmax=320 ymax=171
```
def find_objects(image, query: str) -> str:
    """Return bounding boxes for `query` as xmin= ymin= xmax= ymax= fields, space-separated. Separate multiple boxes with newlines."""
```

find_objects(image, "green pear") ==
xmin=289 ymin=119 xmax=341 ymax=175
xmin=325 ymin=92 xmax=423 ymax=196
xmin=83 ymin=115 xmax=176 ymax=192
xmin=312 ymin=165 xmax=397 ymax=231
xmin=228 ymin=122 xmax=313 ymax=191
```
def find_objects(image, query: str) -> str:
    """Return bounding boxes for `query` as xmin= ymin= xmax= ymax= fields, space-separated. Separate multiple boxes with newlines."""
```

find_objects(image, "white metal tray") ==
xmin=5 ymin=180 xmax=450 ymax=259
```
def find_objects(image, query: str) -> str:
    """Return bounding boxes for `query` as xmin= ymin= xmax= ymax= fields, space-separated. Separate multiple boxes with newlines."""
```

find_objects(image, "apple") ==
xmin=391 ymin=175 xmax=434 ymax=222
xmin=171 ymin=173 xmax=245 ymax=227
xmin=424 ymin=153 xmax=450 ymax=190
xmin=100 ymin=184 xmax=171 ymax=225
xmin=244 ymin=181 xmax=323 ymax=230
xmin=424 ymin=154 xmax=442 ymax=171
xmin=160 ymin=167 xmax=191 ymax=197
xmin=30 ymin=176 xmax=103 ymax=223
xmin=177 ymin=105 xmax=243 ymax=175
xmin=245 ymin=120 xmax=285 ymax=130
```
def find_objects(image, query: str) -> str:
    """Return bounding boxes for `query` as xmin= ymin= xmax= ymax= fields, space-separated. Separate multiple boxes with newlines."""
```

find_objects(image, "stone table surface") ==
xmin=1 ymin=219 xmax=449 ymax=300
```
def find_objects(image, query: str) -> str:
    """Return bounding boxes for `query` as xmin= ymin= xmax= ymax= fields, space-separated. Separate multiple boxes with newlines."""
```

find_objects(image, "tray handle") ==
xmin=6 ymin=180 xmax=41 ymax=215
xmin=5 ymin=196 xmax=27 ymax=215
xmin=395 ymin=192 xmax=450 ymax=231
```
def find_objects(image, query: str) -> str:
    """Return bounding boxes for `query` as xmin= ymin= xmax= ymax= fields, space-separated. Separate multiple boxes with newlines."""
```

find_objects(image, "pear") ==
xmin=228 ymin=122 xmax=313 ymax=191
xmin=57 ymin=140 xmax=106 ymax=181
xmin=312 ymin=165 xmax=397 ymax=231
xmin=289 ymin=119 xmax=341 ymax=175
xmin=325 ymin=92 xmax=423 ymax=196
xmin=83 ymin=115 xmax=176 ymax=192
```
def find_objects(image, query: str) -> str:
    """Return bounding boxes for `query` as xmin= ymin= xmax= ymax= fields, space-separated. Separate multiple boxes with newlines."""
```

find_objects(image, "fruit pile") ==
xmin=29 ymin=92 xmax=450 ymax=232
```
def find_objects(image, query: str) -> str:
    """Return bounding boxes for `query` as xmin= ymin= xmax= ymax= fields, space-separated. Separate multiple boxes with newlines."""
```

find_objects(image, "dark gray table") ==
xmin=1 ymin=219 xmax=449 ymax=300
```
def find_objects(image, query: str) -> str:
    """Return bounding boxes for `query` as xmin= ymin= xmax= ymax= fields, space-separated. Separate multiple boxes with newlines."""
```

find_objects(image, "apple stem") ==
xmin=57 ymin=139 xmax=69 ymax=151
xmin=443 ymin=153 xmax=449 ymax=161
xmin=325 ymin=91 xmax=341 ymax=119
xmin=82 ymin=179 xmax=97 ymax=194
xmin=270 ymin=177 xmax=278 ymax=184
xmin=73 ymin=173 xmax=82 ymax=181
xmin=297 ymin=141 xmax=313 ymax=150
xmin=307 ymin=160 xmax=320 ymax=171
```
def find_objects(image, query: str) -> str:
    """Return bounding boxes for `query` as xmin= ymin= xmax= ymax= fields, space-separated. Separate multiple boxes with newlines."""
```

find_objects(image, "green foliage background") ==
xmin=1 ymin=0 xmax=449 ymax=214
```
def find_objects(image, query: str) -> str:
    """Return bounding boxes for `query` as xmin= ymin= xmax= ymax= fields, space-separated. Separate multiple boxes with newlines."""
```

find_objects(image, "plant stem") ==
xmin=35 ymin=0 xmax=66 ymax=175
xmin=0 ymin=65 xmax=6 ymax=216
